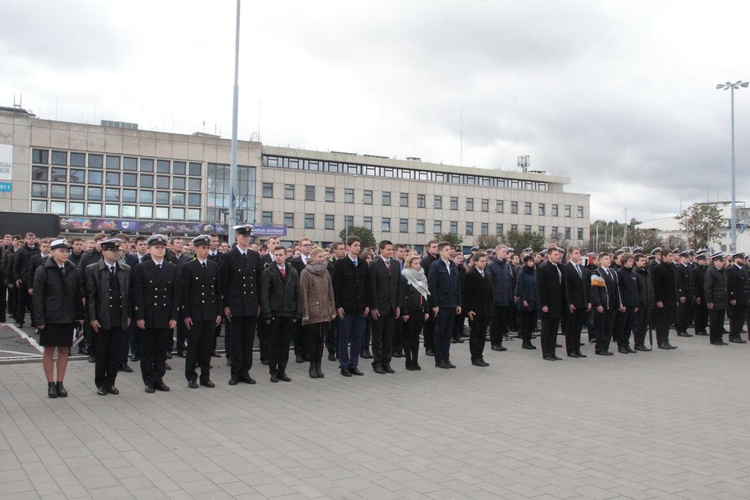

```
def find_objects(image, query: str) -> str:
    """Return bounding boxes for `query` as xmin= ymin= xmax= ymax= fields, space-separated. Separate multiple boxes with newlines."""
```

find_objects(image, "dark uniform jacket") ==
xmin=635 ymin=266 xmax=654 ymax=307
xmin=428 ymin=259 xmax=462 ymax=309
xmin=27 ymin=253 xmax=49 ymax=287
xmin=617 ymin=266 xmax=639 ymax=308
xmin=461 ymin=267 xmax=494 ymax=317
xmin=13 ymin=243 xmax=39 ymax=284
xmin=132 ymin=259 xmax=181 ymax=329
xmin=704 ymin=265 xmax=728 ymax=310
xmin=367 ymin=257 xmax=401 ymax=316
xmin=487 ymin=258 xmax=513 ymax=307
xmin=0 ymin=261 xmax=6 ymax=322
xmin=260 ymin=263 xmax=301 ymax=319
xmin=289 ymin=255 xmax=308 ymax=277
xmin=652 ymin=262 xmax=677 ymax=306
xmin=32 ymin=259 xmax=84 ymax=326
xmin=515 ymin=266 xmax=538 ymax=311
xmin=536 ymin=260 xmax=565 ymax=318
xmin=332 ymin=255 xmax=370 ymax=315
xmin=180 ymin=258 xmax=221 ymax=322
xmin=726 ymin=264 xmax=750 ymax=306
xmin=674 ymin=263 xmax=695 ymax=301
xmin=219 ymin=247 xmax=262 ymax=317
xmin=692 ymin=264 xmax=707 ymax=304
xmin=563 ymin=261 xmax=589 ymax=310
xmin=2 ymin=246 xmax=15 ymax=286
xmin=85 ymin=260 xmax=132 ymax=330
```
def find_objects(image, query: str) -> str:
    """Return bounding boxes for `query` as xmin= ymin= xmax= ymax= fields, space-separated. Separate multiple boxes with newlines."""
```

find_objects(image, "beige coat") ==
xmin=300 ymin=267 xmax=336 ymax=325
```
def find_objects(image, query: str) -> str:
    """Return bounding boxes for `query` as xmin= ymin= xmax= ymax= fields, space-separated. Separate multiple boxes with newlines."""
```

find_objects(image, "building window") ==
xmin=325 ymin=215 xmax=335 ymax=230
xmin=32 ymin=149 xmax=49 ymax=164
xmin=122 ymin=173 xmax=137 ymax=187
xmin=106 ymin=172 xmax=120 ymax=185
xmin=172 ymin=208 xmax=185 ymax=220
xmin=496 ymin=200 xmax=504 ymax=213
xmin=577 ymin=206 xmax=584 ymax=218
xmin=539 ymin=226 xmax=545 ymax=237
xmin=400 ymin=193 xmax=409 ymax=207
xmin=188 ymin=178 xmax=201 ymax=191
xmin=450 ymin=221 xmax=458 ymax=233
xmin=189 ymin=162 xmax=202 ymax=176
xmin=69 ymin=202 xmax=84 ymax=215
xmin=172 ymin=161 xmax=186 ymax=175
xmin=345 ymin=188 xmax=354 ymax=204
xmin=565 ymin=227 xmax=571 ymax=239
xmin=88 ymin=154 xmax=103 ymax=169
xmin=50 ymin=201 xmax=65 ymax=214
xmin=51 ymin=168 xmax=66 ymax=182
xmin=382 ymin=191 xmax=391 ymax=206
xmin=122 ymin=205 xmax=136 ymax=218
xmin=450 ymin=197 xmax=458 ymax=210
xmin=70 ymin=185 xmax=85 ymax=200
xmin=466 ymin=222 xmax=474 ymax=236
xmin=31 ymin=183 xmax=48 ymax=197
xmin=496 ymin=224 xmax=504 ymax=236
xmin=51 ymin=151 xmax=67 ymax=166
xmin=187 ymin=193 xmax=201 ymax=206
xmin=538 ymin=203 xmax=545 ymax=216
xmin=156 ymin=175 xmax=170 ymax=189
xmin=304 ymin=213 xmax=315 ymax=229
xmin=156 ymin=160 xmax=170 ymax=173
xmin=123 ymin=157 xmax=137 ymax=171
xmin=481 ymin=223 xmax=489 ymax=235
xmin=105 ymin=188 xmax=120 ymax=202
xmin=139 ymin=158 xmax=153 ymax=172
xmin=155 ymin=207 xmax=170 ymax=219
xmin=400 ymin=218 xmax=408 ymax=233
xmin=188 ymin=208 xmax=201 ymax=221
xmin=87 ymin=203 xmax=102 ymax=216
xmin=122 ymin=189 xmax=136 ymax=203
xmin=417 ymin=219 xmax=425 ymax=234
xmin=363 ymin=216 xmax=373 ymax=230
xmin=172 ymin=192 xmax=185 ymax=205
xmin=105 ymin=155 xmax=120 ymax=170
xmin=262 ymin=183 xmax=273 ymax=198
xmin=363 ymin=190 xmax=373 ymax=205
xmin=284 ymin=212 xmax=294 ymax=227
xmin=284 ymin=184 xmax=294 ymax=199
xmin=139 ymin=206 xmax=152 ymax=219
xmin=156 ymin=191 xmax=169 ymax=205
xmin=89 ymin=170 xmax=103 ymax=184
xmin=87 ymin=187 xmax=102 ymax=201
xmin=434 ymin=195 xmax=442 ymax=209
xmin=481 ymin=199 xmax=489 ymax=212
xmin=325 ymin=187 xmax=335 ymax=202
xmin=524 ymin=202 xmax=532 ymax=215
xmin=305 ymin=185 xmax=315 ymax=201
xmin=433 ymin=221 xmax=442 ymax=234
xmin=69 ymin=169 xmax=84 ymax=183
xmin=262 ymin=211 xmax=273 ymax=225
xmin=417 ymin=194 xmax=426 ymax=208
xmin=105 ymin=204 xmax=119 ymax=217
xmin=565 ymin=205 xmax=572 ymax=217
xmin=577 ymin=228 xmax=584 ymax=240
xmin=466 ymin=198 xmax=474 ymax=211
xmin=31 ymin=200 xmax=47 ymax=212
xmin=551 ymin=204 xmax=559 ymax=217
xmin=70 ymin=152 xmax=85 ymax=167
xmin=382 ymin=218 xmax=391 ymax=232
xmin=511 ymin=201 xmax=518 ymax=214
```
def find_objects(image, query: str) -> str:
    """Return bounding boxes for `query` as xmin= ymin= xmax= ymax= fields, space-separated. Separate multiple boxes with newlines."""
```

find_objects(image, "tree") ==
xmin=339 ymin=225 xmax=376 ymax=249
xmin=435 ymin=232 xmax=463 ymax=249
xmin=475 ymin=234 xmax=500 ymax=249
xmin=626 ymin=228 xmax=664 ymax=254
xmin=503 ymin=229 xmax=545 ymax=252
xmin=677 ymin=203 xmax=723 ymax=250
xmin=665 ymin=235 xmax=688 ymax=251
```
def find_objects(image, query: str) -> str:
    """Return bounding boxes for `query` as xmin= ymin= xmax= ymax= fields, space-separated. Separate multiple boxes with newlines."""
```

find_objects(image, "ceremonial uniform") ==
xmin=674 ymin=253 xmax=695 ymax=336
xmin=652 ymin=259 xmax=677 ymax=349
xmin=726 ymin=254 xmax=749 ymax=343
xmin=704 ymin=255 xmax=729 ymax=345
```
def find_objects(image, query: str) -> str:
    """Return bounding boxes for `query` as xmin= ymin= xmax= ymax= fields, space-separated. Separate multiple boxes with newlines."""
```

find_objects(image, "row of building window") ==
xmin=30 ymin=184 xmax=201 ymax=206
xmin=32 ymin=149 xmax=202 ymax=175
xmin=31 ymin=170 xmax=202 ymax=191
xmin=262 ymin=212 xmax=584 ymax=238
xmin=262 ymin=155 xmax=551 ymax=191
xmin=30 ymin=199 xmax=202 ymax=221
xmin=262 ymin=183 xmax=584 ymax=216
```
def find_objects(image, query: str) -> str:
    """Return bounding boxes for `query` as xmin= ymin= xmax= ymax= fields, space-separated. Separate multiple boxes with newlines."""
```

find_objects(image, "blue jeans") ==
xmin=338 ymin=313 xmax=366 ymax=369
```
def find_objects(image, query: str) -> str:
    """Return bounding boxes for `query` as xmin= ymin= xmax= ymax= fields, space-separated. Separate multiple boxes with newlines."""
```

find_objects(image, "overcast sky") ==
xmin=2 ymin=0 xmax=749 ymax=223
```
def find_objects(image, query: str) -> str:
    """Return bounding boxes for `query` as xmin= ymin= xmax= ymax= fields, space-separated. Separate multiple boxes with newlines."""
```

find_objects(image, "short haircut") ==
xmin=661 ymin=249 xmax=672 ymax=258
xmin=171 ymin=236 xmax=183 ymax=244
xmin=567 ymin=246 xmax=580 ymax=254
xmin=547 ymin=244 xmax=561 ymax=253
xmin=71 ymin=237 xmax=84 ymax=244
xmin=635 ymin=254 xmax=646 ymax=263
xmin=331 ymin=241 xmax=344 ymax=251
xmin=426 ymin=239 xmax=438 ymax=247
xmin=346 ymin=235 xmax=361 ymax=246
xmin=135 ymin=236 xmax=147 ymax=243
xmin=12 ymin=234 xmax=21 ymax=240
xmin=93 ymin=232 xmax=106 ymax=242
xmin=39 ymin=237 xmax=51 ymax=245
xmin=360 ymin=250 xmax=373 ymax=261
xmin=297 ymin=237 xmax=310 ymax=245
xmin=437 ymin=241 xmax=451 ymax=251
xmin=25 ymin=232 xmax=36 ymax=238
xmin=115 ymin=233 xmax=130 ymax=242
xmin=598 ymin=252 xmax=609 ymax=260
xmin=378 ymin=240 xmax=393 ymax=250
xmin=495 ymin=244 xmax=508 ymax=251
xmin=395 ymin=243 xmax=406 ymax=250
xmin=472 ymin=251 xmax=487 ymax=263
xmin=273 ymin=245 xmax=286 ymax=253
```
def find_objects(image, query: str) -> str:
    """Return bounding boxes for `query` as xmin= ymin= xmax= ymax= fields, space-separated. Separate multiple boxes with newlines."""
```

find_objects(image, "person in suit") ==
xmin=132 ymin=234 xmax=181 ymax=393
xmin=367 ymin=240 xmax=401 ymax=374
xmin=590 ymin=252 xmax=623 ymax=356
xmin=461 ymin=251 xmax=493 ymax=367
xmin=652 ymin=249 xmax=678 ymax=349
xmin=515 ymin=255 xmax=538 ymax=349
xmin=420 ymin=240 xmax=440 ymax=356
xmin=3 ymin=235 xmax=20 ymax=324
xmin=692 ymin=252 xmax=709 ymax=337
xmin=12 ymin=232 xmax=39 ymax=328
xmin=260 ymin=245 xmax=302 ymax=383
xmin=705 ymin=252 xmax=729 ymax=346
xmin=428 ymin=241 xmax=462 ymax=369
xmin=633 ymin=253 xmax=654 ymax=351
xmin=325 ymin=241 xmax=346 ymax=361
xmin=219 ymin=225 xmax=263 ymax=385
xmin=562 ymin=246 xmax=589 ymax=358
xmin=180 ymin=235 xmax=222 ymax=389
xmin=85 ymin=238 xmax=131 ymax=395
xmin=487 ymin=245 xmax=513 ymax=352
xmin=26 ymin=238 xmax=50 ymax=328
xmin=167 ymin=237 xmax=191 ymax=358
xmin=536 ymin=245 xmax=566 ymax=361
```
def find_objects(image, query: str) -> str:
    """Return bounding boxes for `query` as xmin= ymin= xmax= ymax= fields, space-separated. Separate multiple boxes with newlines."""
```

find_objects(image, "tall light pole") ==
xmin=344 ymin=174 xmax=359 ymax=241
xmin=228 ymin=0 xmax=241 ymax=246
xmin=716 ymin=80 xmax=748 ymax=253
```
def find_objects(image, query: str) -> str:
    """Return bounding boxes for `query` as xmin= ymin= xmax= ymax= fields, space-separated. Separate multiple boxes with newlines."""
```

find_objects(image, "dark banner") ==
xmin=60 ymin=217 xmax=228 ymax=235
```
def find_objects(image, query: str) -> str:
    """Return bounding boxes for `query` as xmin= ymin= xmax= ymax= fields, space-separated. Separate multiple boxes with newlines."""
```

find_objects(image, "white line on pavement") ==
xmin=7 ymin=324 xmax=44 ymax=353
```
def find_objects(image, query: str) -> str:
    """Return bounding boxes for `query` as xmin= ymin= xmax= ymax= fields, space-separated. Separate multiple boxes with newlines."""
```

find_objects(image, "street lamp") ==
xmin=716 ymin=80 xmax=748 ymax=253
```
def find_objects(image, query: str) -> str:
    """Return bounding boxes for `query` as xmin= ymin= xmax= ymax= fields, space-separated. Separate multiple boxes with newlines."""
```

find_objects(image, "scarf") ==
xmin=305 ymin=262 xmax=329 ymax=276
xmin=402 ymin=267 xmax=430 ymax=299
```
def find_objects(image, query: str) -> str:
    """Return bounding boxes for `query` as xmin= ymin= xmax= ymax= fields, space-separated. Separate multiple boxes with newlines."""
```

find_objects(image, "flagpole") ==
xmin=228 ymin=0 xmax=241 ymax=246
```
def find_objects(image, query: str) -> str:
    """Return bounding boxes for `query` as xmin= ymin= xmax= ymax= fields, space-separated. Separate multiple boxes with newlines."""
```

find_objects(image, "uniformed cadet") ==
xmin=219 ymin=225 xmax=262 ymax=386
xmin=132 ymin=234 xmax=181 ymax=393
xmin=180 ymin=235 xmax=222 ymax=389
xmin=85 ymin=238 xmax=131 ymax=396
xmin=674 ymin=250 xmax=695 ymax=338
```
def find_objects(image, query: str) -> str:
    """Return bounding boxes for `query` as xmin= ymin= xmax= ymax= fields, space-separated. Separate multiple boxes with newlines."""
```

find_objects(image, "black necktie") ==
xmin=60 ymin=266 xmax=66 ymax=277
xmin=202 ymin=262 xmax=207 ymax=270
xmin=110 ymin=266 xmax=115 ymax=274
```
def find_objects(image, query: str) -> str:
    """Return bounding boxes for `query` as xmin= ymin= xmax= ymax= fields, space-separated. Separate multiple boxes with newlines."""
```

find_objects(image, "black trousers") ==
xmin=709 ymin=309 xmax=726 ymax=343
xmin=392 ymin=317 xmax=403 ymax=352
xmin=15 ymin=283 xmax=29 ymax=325
xmin=95 ymin=327 xmax=122 ymax=389
xmin=257 ymin=317 xmax=269 ymax=362
xmin=586 ymin=307 xmax=597 ymax=341
xmin=519 ymin=310 xmax=535 ymax=344
xmin=402 ymin=313 xmax=424 ymax=365
xmin=490 ymin=305 xmax=511 ymax=347
xmin=452 ymin=311 xmax=466 ymax=339
xmin=615 ymin=306 xmax=636 ymax=348
xmin=305 ymin=321 xmax=329 ymax=364
xmin=693 ymin=303 xmax=708 ymax=334
xmin=371 ymin=312 xmax=395 ymax=366
xmin=423 ymin=313 xmax=435 ymax=351
xmin=268 ymin=316 xmax=293 ymax=375
xmin=728 ymin=304 xmax=747 ymax=337
xmin=564 ymin=307 xmax=586 ymax=354
xmin=8 ymin=285 xmax=17 ymax=319
xmin=139 ymin=328 xmax=171 ymax=386
xmin=185 ymin=320 xmax=215 ymax=382
xmin=433 ymin=307 xmax=456 ymax=363
xmin=676 ymin=300 xmax=693 ymax=333
xmin=595 ymin=309 xmax=616 ymax=353
xmin=654 ymin=306 xmax=674 ymax=345
xmin=292 ymin=320 xmax=306 ymax=359
xmin=633 ymin=304 xmax=651 ymax=346
xmin=229 ymin=315 xmax=256 ymax=378
xmin=540 ymin=316 xmax=560 ymax=357
xmin=469 ymin=315 xmax=490 ymax=361
xmin=325 ymin=318 xmax=339 ymax=354
xmin=175 ymin=320 xmax=187 ymax=351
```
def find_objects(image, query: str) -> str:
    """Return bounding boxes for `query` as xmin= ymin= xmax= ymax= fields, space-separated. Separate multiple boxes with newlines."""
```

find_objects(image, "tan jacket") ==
xmin=300 ymin=267 xmax=336 ymax=325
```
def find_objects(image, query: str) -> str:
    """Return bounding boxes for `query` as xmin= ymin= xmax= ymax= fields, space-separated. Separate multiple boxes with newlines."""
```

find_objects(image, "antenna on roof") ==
xmin=518 ymin=155 xmax=529 ymax=173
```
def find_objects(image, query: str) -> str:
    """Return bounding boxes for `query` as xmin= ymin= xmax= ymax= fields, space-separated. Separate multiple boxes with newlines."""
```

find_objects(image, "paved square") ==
xmin=1 ymin=334 xmax=749 ymax=499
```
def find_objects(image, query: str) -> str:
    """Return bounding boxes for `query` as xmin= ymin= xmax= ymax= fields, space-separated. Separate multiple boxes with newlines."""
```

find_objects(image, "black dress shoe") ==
xmin=200 ymin=380 xmax=215 ymax=388
xmin=212 ymin=351 xmax=221 ymax=357
xmin=166 ymin=351 xmax=172 ymax=359
xmin=154 ymin=383 xmax=170 ymax=392
xmin=373 ymin=364 xmax=386 ymax=374
xmin=413 ymin=362 xmax=422 ymax=371
xmin=618 ymin=347 xmax=630 ymax=354
xmin=188 ymin=380 xmax=199 ymax=389
xmin=405 ymin=361 xmax=415 ymax=371
xmin=107 ymin=386 xmax=119 ymax=395
xmin=471 ymin=359 xmax=489 ymax=367
xmin=595 ymin=351 xmax=612 ymax=356
xmin=165 ymin=362 xmax=172 ymax=370
xmin=55 ymin=382 xmax=68 ymax=397
xmin=261 ymin=358 xmax=269 ymax=366
xmin=568 ymin=352 xmax=580 ymax=358
xmin=626 ymin=346 xmax=637 ymax=353
xmin=729 ymin=336 xmax=747 ymax=344
xmin=88 ymin=355 xmax=96 ymax=363
xmin=522 ymin=343 xmax=537 ymax=350
xmin=118 ymin=363 xmax=133 ymax=373
xmin=710 ymin=340 xmax=724 ymax=346
xmin=145 ymin=385 xmax=156 ymax=393
xmin=130 ymin=354 xmax=140 ymax=362
xmin=360 ymin=349 xmax=373 ymax=359
xmin=176 ymin=349 xmax=186 ymax=358
xmin=239 ymin=375 xmax=256 ymax=384
xmin=278 ymin=372 xmax=292 ymax=382
xmin=383 ymin=363 xmax=395 ymax=374
xmin=634 ymin=344 xmax=651 ymax=352
xmin=295 ymin=354 xmax=304 ymax=363
xmin=446 ymin=360 xmax=456 ymax=368
xmin=552 ymin=355 xmax=562 ymax=360
xmin=575 ymin=351 xmax=587 ymax=358
xmin=425 ymin=348 xmax=435 ymax=356
xmin=270 ymin=374 xmax=279 ymax=383
xmin=392 ymin=350 xmax=404 ymax=358
xmin=349 ymin=366 xmax=364 ymax=376
xmin=657 ymin=344 xmax=670 ymax=350
xmin=677 ymin=332 xmax=693 ymax=337
xmin=435 ymin=360 xmax=451 ymax=369
xmin=340 ymin=368 xmax=352 ymax=377
xmin=328 ymin=352 xmax=337 ymax=361
xmin=97 ymin=386 xmax=108 ymax=396
xmin=665 ymin=343 xmax=678 ymax=349
xmin=228 ymin=378 xmax=238 ymax=385
xmin=491 ymin=345 xmax=507 ymax=352
xmin=543 ymin=355 xmax=557 ymax=361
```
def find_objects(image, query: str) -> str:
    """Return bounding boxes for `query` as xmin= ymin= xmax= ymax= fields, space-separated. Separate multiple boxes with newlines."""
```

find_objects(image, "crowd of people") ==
xmin=1 ymin=228 xmax=748 ymax=399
